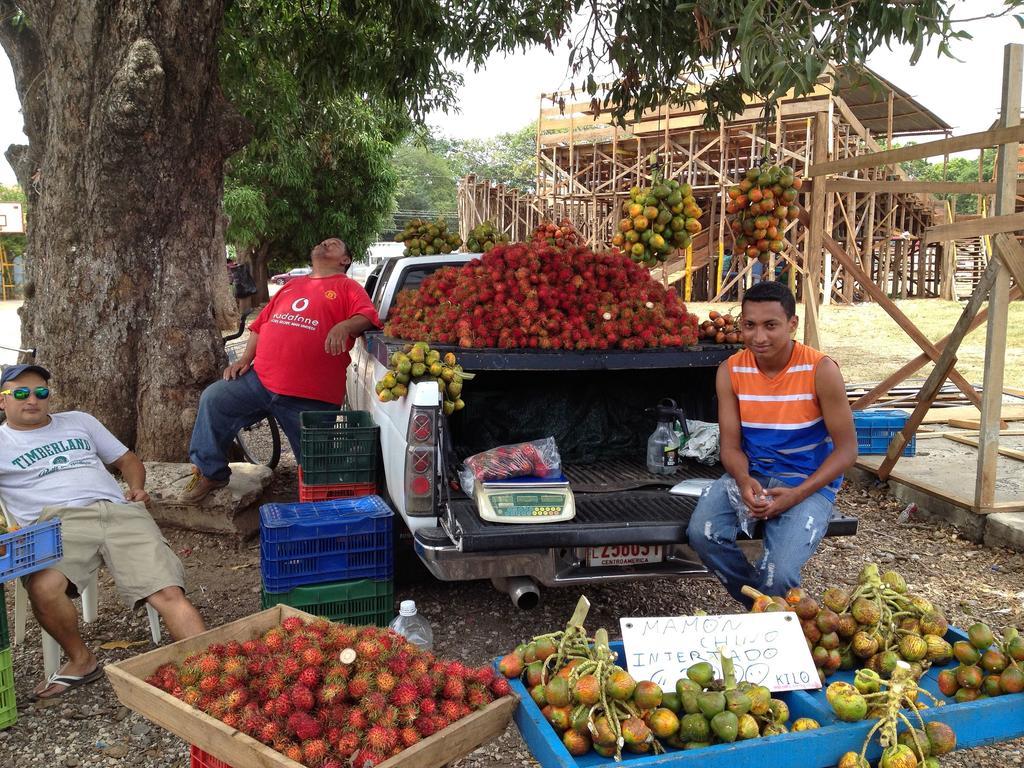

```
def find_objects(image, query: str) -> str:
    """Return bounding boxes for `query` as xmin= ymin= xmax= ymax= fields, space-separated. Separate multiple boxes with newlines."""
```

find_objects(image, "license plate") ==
xmin=587 ymin=544 xmax=664 ymax=567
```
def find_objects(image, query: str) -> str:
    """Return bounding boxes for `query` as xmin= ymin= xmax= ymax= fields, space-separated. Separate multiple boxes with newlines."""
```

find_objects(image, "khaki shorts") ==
xmin=31 ymin=501 xmax=186 ymax=610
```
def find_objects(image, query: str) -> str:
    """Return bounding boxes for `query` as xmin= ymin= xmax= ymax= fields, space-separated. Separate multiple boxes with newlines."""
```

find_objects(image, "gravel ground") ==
xmin=2 ymin=468 xmax=1023 ymax=767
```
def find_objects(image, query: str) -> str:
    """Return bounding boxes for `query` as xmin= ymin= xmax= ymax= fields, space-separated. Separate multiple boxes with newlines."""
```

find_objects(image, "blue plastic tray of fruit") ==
xmin=510 ymin=632 xmax=1024 ymax=767
xmin=0 ymin=519 xmax=62 ymax=583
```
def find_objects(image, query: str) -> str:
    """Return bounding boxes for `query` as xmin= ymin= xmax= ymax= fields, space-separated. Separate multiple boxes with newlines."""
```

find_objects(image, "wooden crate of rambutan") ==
xmin=105 ymin=605 xmax=517 ymax=768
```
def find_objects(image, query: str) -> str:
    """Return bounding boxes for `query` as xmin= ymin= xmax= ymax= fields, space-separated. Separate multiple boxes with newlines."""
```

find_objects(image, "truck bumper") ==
xmin=413 ymin=527 xmax=764 ymax=587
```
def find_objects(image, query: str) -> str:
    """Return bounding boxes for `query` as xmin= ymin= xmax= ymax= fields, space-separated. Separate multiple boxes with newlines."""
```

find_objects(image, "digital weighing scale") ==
xmin=473 ymin=475 xmax=576 ymax=523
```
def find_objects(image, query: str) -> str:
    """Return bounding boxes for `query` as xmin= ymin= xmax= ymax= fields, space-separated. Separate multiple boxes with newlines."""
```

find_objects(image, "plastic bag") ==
xmin=720 ymin=476 xmax=768 ymax=538
xmin=459 ymin=437 xmax=562 ymax=496
xmin=679 ymin=419 xmax=720 ymax=465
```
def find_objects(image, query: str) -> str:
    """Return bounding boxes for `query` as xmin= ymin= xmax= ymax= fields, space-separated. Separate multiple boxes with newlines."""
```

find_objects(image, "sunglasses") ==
xmin=0 ymin=386 xmax=50 ymax=400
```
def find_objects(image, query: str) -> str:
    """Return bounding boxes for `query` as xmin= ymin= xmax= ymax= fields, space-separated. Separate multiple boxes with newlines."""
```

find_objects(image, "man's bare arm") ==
xmin=110 ymin=451 xmax=150 ymax=503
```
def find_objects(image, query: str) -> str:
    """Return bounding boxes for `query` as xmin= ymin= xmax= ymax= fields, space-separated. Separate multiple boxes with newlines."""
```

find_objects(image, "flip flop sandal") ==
xmin=31 ymin=665 xmax=104 ymax=700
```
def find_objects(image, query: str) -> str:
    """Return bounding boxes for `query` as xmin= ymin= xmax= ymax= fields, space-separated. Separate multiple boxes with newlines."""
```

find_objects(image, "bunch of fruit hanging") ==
xmin=394 ymin=218 xmax=463 ymax=257
xmin=726 ymin=162 xmax=802 ymax=262
xmin=376 ymin=342 xmax=473 ymax=416
xmin=611 ymin=178 xmax=703 ymax=266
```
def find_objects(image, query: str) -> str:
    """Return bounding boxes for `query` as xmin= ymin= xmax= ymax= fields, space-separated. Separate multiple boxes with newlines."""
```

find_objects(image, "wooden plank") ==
xmin=807 ymin=123 xmax=1024 ymax=175
xmin=919 ymin=404 xmax=1024 ymax=424
xmin=917 ymin=429 xmax=1024 ymax=439
xmin=825 ymin=179 xmax=1003 ymax=195
xmin=977 ymin=43 xmax=1023 ymax=509
xmin=922 ymin=212 xmax=1024 ymax=244
xmin=978 ymin=501 xmax=1024 ymax=513
xmin=949 ymin=417 xmax=1010 ymax=430
xmin=801 ymin=209 xmax=983 ymax=408
xmin=803 ymin=113 xmax=828 ymax=349
xmin=107 ymin=605 xmax=518 ymax=768
xmin=855 ymin=458 xmax=976 ymax=509
xmin=992 ymin=232 xmax=1024 ymax=288
xmin=944 ymin=433 xmax=1024 ymax=461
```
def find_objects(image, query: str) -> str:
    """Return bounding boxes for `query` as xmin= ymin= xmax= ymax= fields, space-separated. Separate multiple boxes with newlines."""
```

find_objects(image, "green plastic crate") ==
xmin=260 ymin=578 xmax=393 ymax=627
xmin=0 ymin=588 xmax=8 ymax=649
xmin=0 ymin=647 xmax=15 ymax=730
xmin=299 ymin=411 xmax=379 ymax=485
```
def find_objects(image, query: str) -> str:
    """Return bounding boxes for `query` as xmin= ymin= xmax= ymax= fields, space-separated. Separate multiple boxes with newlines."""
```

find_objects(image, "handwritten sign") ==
xmin=619 ymin=612 xmax=820 ymax=692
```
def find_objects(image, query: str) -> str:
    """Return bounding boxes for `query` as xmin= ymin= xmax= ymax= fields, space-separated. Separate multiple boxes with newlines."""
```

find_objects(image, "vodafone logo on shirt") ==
xmin=270 ymin=293 xmax=319 ymax=330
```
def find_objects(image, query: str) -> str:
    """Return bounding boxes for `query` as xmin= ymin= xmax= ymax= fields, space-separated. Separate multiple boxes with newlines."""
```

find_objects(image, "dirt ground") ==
xmin=2 ymin=460 xmax=1023 ymax=767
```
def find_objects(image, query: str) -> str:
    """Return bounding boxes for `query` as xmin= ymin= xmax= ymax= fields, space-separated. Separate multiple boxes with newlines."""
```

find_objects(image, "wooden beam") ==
xmin=876 ymin=257 xmax=998 ymax=479
xmin=856 ymin=458 xmax=977 ymax=510
xmin=803 ymin=113 xmax=829 ymax=348
xmin=977 ymin=43 xmax=1022 ymax=509
xmin=949 ymin=417 xmax=1010 ymax=430
xmin=922 ymin=212 xmax=1024 ymax=244
xmin=877 ymin=351 xmax=959 ymax=480
xmin=992 ymin=232 xmax=1024 ymax=288
xmin=808 ymin=123 xmax=1024 ymax=175
xmin=945 ymin=433 xmax=1024 ymax=461
xmin=801 ymin=209 xmax=983 ymax=408
xmin=826 ymin=179 xmax=1004 ymax=195
xmin=850 ymin=281 xmax=1024 ymax=410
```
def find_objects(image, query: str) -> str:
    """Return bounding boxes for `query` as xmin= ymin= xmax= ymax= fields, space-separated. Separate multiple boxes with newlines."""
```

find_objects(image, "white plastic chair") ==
xmin=2 ymin=502 xmax=161 ymax=678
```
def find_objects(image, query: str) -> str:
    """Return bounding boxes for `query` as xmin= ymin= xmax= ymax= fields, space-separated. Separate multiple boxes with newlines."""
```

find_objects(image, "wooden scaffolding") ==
xmin=459 ymin=65 xmax=973 ymax=303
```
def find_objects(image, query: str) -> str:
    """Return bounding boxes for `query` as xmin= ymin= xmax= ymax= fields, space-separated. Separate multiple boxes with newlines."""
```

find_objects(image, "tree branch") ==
xmin=0 ymin=1 xmax=48 ymax=193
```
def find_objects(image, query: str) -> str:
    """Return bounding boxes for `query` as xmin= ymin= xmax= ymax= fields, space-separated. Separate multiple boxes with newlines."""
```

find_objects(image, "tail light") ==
xmin=405 ymin=405 xmax=437 ymax=515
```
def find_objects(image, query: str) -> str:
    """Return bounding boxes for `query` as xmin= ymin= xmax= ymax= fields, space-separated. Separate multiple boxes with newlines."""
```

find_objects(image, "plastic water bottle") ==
xmin=390 ymin=600 xmax=433 ymax=651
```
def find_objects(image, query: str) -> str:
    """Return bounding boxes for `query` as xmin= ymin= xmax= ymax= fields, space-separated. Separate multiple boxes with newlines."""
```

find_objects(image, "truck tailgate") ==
xmin=442 ymin=460 xmax=857 ymax=552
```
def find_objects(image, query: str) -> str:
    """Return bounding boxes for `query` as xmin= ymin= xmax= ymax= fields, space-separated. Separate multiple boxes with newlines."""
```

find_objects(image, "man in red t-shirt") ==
xmin=181 ymin=238 xmax=380 ymax=501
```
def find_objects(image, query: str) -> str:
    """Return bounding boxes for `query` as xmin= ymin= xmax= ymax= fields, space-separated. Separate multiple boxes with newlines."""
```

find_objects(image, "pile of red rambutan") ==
xmin=384 ymin=243 xmax=699 ymax=350
xmin=144 ymin=617 xmax=511 ymax=767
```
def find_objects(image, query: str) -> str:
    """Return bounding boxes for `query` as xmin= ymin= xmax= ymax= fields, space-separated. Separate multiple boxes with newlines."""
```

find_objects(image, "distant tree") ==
xmin=391 ymin=139 xmax=460 ymax=229
xmin=447 ymin=123 xmax=537 ymax=191
xmin=901 ymin=148 xmax=995 ymax=215
xmin=0 ymin=183 xmax=26 ymax=259
xmin=223 ymin=95 xmax=408 ymax=302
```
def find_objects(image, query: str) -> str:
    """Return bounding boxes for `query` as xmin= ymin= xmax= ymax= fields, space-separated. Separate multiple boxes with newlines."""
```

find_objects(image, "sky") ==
xmin=0 ymin=2 xmax=1020 ymax=187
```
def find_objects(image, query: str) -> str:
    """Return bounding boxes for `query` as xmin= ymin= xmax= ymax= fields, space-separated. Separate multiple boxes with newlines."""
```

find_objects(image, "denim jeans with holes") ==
xmin=686 ymin=473 xmax=834 ymax=607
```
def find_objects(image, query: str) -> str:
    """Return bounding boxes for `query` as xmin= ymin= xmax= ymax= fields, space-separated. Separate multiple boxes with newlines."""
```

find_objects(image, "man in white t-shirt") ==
xmin=0 ymin=364 xmax=205 ymax=699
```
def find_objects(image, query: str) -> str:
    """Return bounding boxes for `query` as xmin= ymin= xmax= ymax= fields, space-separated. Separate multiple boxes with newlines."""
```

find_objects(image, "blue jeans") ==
xmin=686 ymin=474 xmax=834 ymax=607
xmin=188 ymin=369 xmax=337 ymax=481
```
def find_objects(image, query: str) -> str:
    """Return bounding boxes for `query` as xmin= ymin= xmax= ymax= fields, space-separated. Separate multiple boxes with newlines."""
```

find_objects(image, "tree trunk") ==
xmin=0 ymin=1 xmax=249 ymax=459
xmin=213 ymin=210 xmax=240 ymax=332
xmin=238 ymin=240 xmax=272 ymax=305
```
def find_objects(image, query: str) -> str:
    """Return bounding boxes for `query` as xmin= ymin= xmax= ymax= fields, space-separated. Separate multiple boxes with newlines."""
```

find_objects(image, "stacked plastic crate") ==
xmin=259 ymin=496 xmax=395 ymax=625
xmin=0 ymin=517 xmax=64 ymax=730
xmin=260 ymin=409 xmax=393 ymax=625
xmin=296 ymin=410 xmax=379 ymax=502
xmin=0 ymin=586 xmax=12 ymax=731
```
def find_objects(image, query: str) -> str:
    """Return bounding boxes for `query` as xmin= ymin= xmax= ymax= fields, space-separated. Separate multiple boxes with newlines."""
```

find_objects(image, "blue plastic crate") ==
xmin=259 ymin=497 xmax=393 ymax=591
xmin=0 ymin=519 xmax=63 ymax=583
xmin=852 ymin=409 xmax=916 ymax=456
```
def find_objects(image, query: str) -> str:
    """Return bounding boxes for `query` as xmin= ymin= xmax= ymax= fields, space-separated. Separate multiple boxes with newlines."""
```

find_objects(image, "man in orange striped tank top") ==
xmin=687 ymin=282 xmax=857 ymax=607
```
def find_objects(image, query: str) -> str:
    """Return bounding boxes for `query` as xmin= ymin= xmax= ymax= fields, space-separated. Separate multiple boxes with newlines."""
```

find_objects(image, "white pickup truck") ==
xmin=347 ymin=254 xmax=856 ymax=608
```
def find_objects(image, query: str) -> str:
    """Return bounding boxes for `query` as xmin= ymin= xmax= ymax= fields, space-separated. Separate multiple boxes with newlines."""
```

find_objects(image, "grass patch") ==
xmin=686 ymin=298 xmax=1024 ymax=389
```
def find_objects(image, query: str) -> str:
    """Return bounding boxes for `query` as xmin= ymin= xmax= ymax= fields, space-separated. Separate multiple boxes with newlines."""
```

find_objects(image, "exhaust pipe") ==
xmin=507 ymin=576 xmax=541 ymax=610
